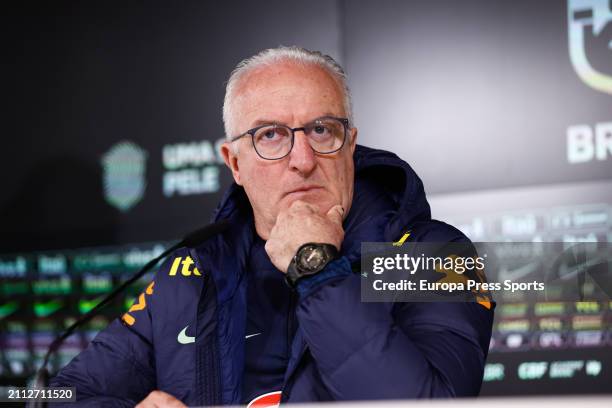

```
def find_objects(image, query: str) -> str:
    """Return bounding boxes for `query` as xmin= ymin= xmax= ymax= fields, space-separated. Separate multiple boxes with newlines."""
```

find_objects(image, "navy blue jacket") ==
xmin=51 ymin=145 xmax=494 ymax=406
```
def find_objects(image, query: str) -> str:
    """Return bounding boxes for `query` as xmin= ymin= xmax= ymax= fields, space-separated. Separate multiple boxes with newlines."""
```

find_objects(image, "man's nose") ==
xmin=288 ymin=131 xmax=317 ymax=175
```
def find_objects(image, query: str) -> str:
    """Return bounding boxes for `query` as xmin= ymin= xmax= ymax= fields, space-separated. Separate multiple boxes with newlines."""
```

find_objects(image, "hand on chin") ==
xmin=265 ymin=200 xmax=345 ymax=273
xmin=282 ymin=188 xmax=332 ymax=214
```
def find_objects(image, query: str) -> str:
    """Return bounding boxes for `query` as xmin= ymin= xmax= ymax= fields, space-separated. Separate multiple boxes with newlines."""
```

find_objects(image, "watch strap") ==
xmin=295 ymin=256 xmax=352 ymax=297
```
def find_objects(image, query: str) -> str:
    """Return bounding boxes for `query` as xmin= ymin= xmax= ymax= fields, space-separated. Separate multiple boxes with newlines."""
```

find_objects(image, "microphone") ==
xmin=28 ymin=220 xmax=229 ymax=407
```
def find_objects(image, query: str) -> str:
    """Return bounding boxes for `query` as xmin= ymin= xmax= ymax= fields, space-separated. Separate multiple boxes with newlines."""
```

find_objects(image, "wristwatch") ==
xmin=285 ymin=243 xmax=340 ymax=288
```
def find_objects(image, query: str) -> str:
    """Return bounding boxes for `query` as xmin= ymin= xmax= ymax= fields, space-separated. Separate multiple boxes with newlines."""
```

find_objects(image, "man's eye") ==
xmin=263 ymin=130 xmax=277 ymax=139
xmin=256 ymin=127 xmax=289 ymax=143
xmin=313 ymin=125 xmax=328 ymax=134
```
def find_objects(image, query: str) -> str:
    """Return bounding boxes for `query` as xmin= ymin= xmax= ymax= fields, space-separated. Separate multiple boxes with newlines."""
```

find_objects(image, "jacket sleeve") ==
xmin=49 ymin=319 xmax=156 ymax=407
xmin=295 ymin=258 xmax=494 ymax=400
xmin=48 ymin=252 xmax=181 ymax=407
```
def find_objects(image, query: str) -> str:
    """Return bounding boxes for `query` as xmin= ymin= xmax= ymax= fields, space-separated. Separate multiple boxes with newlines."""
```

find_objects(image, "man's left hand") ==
xmin=265 ymin=200 xmax=344 ymax=272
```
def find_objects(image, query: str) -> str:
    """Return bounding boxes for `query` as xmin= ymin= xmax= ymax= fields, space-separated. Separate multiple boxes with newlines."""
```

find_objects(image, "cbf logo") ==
xmin=568 ymin=0 xmax=612 ymax=94
xmin=101 ymin=141 xmax=148 ymax=212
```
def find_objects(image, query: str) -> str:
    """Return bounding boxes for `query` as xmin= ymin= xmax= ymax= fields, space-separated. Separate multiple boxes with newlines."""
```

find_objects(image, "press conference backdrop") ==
xmin=1 ymin=0 xmax=611 ymax=397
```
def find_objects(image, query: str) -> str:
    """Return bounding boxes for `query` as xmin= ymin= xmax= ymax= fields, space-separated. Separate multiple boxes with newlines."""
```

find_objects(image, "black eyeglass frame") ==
xmin=229 ymin=116 xmax=351 ymax=160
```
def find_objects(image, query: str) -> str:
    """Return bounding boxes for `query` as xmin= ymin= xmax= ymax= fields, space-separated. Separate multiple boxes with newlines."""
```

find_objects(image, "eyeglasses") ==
xmin=229 ymin=116 xmax=350 ymax=160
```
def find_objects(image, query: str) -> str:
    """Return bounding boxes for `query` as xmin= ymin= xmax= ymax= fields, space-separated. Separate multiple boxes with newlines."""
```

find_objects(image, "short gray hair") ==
xmin=222 ymin=46 xmax=353 ymax=140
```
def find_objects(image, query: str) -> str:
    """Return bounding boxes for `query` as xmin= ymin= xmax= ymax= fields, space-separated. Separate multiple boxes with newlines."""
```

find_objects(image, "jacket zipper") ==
xmin=282 ymin=290 xmax=298 ymax=402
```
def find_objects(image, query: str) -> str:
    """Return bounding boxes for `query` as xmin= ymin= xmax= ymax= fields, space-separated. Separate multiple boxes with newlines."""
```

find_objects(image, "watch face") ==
xmin=297 ymin=244 xmax=328 ymax=272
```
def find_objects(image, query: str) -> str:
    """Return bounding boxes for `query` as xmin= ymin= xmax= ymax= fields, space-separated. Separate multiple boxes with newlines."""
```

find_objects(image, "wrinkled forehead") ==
xmin=232 ymin=61 xmax=346 ymax=127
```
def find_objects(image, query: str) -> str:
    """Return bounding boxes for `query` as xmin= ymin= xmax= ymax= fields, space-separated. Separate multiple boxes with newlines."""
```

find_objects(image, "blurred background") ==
xmin=1 ymin=0 xmax=611 ymax=397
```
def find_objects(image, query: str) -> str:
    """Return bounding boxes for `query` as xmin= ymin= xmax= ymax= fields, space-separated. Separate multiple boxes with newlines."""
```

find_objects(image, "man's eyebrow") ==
xmin=251 ymin=119 xmax=280 ymax=127
xmin=250 ymin=114 xmax=340 ymax=128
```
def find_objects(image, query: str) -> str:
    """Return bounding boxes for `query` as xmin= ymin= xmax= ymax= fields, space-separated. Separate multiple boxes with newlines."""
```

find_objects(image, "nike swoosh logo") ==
xmin=498 ymin=261 xmax=539 ymax=281
xmin=245 ymin=333 xmax=261 ymax=339
xmin=177 ymin=325 xmax=195 ymax=344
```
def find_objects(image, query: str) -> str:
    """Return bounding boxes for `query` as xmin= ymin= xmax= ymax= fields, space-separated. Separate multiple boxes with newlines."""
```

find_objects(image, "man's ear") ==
xmin=220 ymin=142 xmax=242 ymax=185
xmin=349 ymin=127 xmax=358 ymax=154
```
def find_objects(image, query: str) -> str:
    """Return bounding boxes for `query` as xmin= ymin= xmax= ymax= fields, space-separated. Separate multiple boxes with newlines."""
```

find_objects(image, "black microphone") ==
xmin=28 ymin=220 xmax=229 ymax=406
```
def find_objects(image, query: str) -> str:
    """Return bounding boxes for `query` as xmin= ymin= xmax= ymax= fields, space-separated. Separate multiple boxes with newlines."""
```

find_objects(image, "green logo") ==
xmin=101 ymin=141 xmax=148 ymax=212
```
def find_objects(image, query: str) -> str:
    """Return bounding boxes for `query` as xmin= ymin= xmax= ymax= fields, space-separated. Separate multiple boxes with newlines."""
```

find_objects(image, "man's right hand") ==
xmin=265 ymin=200 xmax=345 ymax=273
xmin=135 ymin=390 xmax=187 ymax=408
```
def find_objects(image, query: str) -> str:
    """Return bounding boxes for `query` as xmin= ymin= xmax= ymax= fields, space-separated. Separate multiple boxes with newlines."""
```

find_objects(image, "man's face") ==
xmin=221 ymin=61 xmax=357 ymax=239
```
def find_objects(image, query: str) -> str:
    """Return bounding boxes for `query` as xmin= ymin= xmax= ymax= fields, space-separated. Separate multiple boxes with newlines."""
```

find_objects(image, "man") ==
xmin=51 ymin=47 xmax=494 ymax=407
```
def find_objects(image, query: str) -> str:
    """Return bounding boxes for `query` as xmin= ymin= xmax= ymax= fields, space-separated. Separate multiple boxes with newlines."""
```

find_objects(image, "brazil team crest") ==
xmin=101 ymin=141 xmax=148 ymax=212
xmin=568 ymin=0 xmax=612 ymax=94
